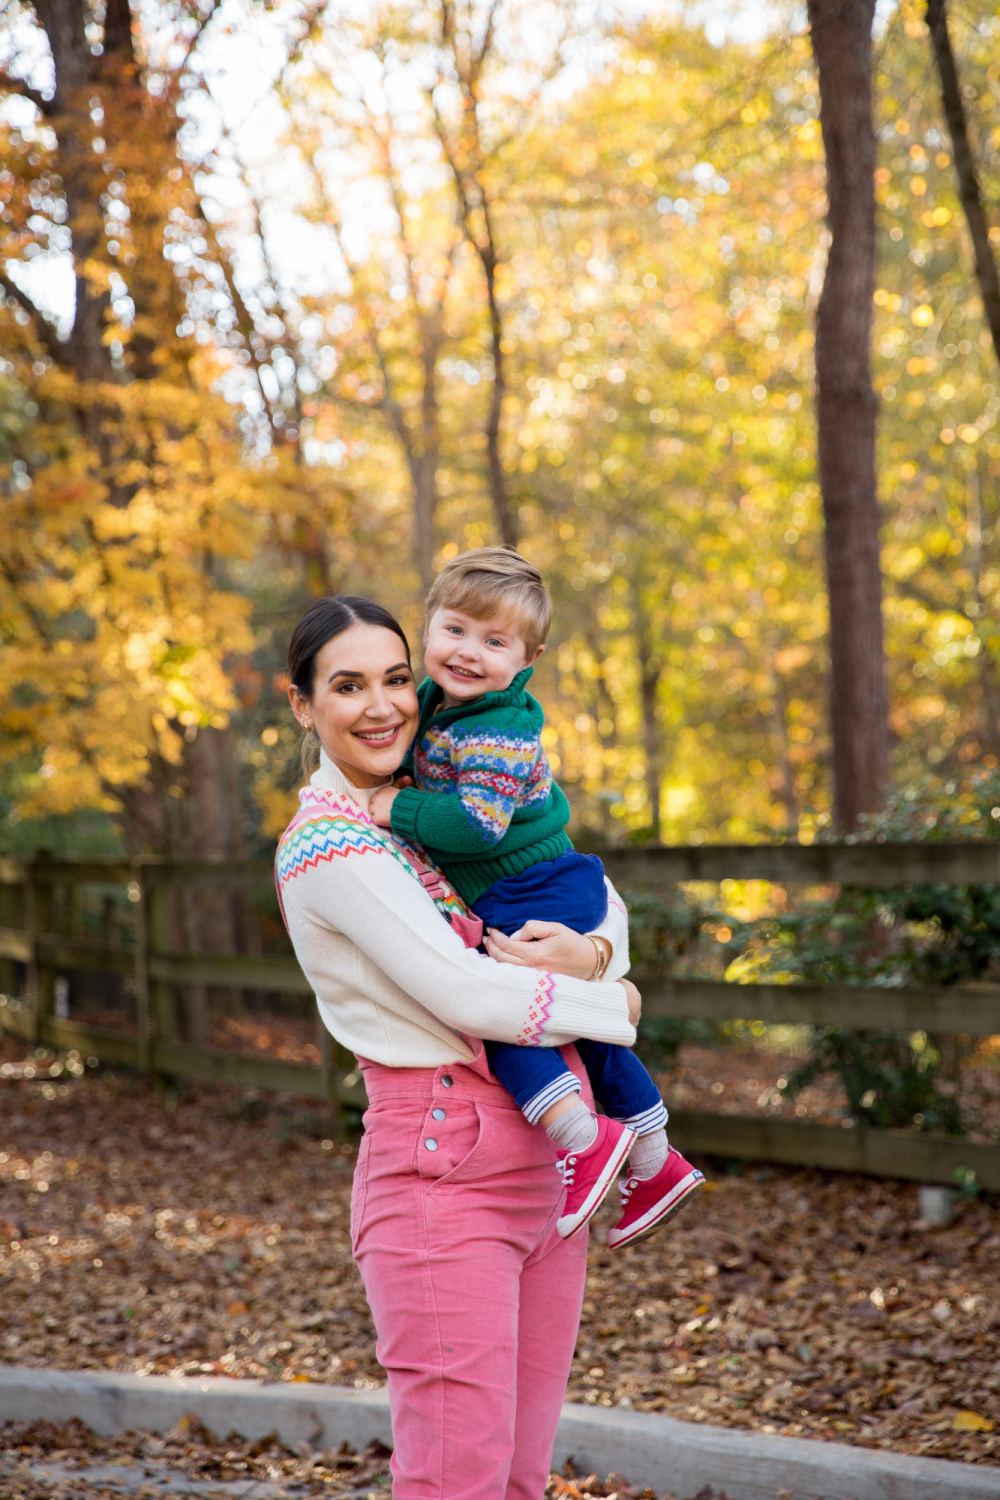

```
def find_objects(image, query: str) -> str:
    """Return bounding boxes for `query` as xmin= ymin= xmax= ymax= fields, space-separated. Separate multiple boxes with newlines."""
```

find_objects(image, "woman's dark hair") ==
xmin=288 ymin=595 xmax=410 ymax=697
xmin=287 ymin=597 xmax=412 ymax=774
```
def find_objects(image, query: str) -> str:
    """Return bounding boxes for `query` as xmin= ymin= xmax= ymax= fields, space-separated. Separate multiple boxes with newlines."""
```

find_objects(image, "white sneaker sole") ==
xmin=557 ymin=1127 xmax=637 ymax=1240
xmin=606 ymin=1171 xmax=705 ymax=1249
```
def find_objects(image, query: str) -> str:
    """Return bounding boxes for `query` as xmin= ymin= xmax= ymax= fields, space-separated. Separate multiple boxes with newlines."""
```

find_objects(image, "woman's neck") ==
xmin=325 ymin=752 xmax=393 ymax=791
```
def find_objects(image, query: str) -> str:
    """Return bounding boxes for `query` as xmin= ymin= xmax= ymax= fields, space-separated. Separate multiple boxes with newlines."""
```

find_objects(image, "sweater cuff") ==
xmin=546 ymin=981 xmax=636 ymax=1048
xmin=390 ymin=786 xmax=428 ymax=842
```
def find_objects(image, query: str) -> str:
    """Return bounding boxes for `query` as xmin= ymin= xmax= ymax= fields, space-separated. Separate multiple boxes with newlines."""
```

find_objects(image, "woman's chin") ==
xmin=340 ymin=739 xmax=408 ymax=780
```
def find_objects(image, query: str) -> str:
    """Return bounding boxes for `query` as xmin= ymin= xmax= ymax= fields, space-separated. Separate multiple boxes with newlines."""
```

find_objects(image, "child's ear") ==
xmin=527 ymin=643 xmax=545 ymax=665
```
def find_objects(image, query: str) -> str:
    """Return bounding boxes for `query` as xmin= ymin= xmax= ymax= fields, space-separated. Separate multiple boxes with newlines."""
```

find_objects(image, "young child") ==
xmin=369 ymin=547 xmax=703 ymax=1247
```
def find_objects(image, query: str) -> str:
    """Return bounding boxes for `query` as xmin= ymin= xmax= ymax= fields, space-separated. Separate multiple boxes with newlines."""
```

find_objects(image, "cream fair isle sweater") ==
xmin=275 ymin=752 xmax=635 ymax=1068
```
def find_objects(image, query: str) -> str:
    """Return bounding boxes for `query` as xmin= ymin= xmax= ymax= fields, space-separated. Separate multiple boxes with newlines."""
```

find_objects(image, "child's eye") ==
xmin=446 ymin=626 xmax=463 ymax=635
xmin=486 ymin=638 xmax=505 ymax=649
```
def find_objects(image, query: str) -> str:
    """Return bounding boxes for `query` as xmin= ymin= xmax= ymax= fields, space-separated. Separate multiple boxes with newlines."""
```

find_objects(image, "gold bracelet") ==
xmin=587 ymin=935 xmax=608 ymax=981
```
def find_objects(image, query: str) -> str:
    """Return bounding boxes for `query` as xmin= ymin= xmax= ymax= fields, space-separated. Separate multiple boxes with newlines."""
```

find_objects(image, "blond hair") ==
xmin=426 ymin=547 xmax=552 ymax=657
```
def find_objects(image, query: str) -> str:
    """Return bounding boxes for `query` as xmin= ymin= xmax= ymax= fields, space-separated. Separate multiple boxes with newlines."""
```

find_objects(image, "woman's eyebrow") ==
xmin=384 ymin=662 xmax=410 ymax=675
xmin=327 ymin=669 xmax=365 ymax=683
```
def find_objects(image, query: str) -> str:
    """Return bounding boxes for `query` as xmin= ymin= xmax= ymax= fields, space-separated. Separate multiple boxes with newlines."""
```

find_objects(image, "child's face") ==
xmin=423 ymin=606 xmax=543 ymax=706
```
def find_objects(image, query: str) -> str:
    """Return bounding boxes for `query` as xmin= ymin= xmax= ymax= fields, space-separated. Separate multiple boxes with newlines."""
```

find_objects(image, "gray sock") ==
xmin=545 ymin=1098 xmax=598 ymax=1154
xmin=628 ymin=1128 xmax=669 ymax=1179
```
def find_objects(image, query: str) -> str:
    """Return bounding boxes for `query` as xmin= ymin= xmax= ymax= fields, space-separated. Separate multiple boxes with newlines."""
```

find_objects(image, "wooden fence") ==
xmin=1 ymin=845 xmax=999 ymax=1189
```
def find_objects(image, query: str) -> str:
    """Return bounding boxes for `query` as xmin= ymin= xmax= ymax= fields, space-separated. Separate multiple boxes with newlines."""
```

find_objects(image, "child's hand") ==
xmin=369 ymin=786 xmax=399 ymax=827
xmin=393 ymin=774 xmax=414 ymax=788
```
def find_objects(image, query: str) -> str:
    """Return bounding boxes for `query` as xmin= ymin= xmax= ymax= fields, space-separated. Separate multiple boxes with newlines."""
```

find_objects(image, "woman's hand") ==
xmin=485 ymin=923 xmax=640 ymax=1025
xmin=484 ymin=922 xmax=608 ymax=981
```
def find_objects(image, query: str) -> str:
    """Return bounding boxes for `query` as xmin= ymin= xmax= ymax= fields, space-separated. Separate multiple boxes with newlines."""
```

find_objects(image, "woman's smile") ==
xmin=355 ymin=722 xmax=404 ymax=743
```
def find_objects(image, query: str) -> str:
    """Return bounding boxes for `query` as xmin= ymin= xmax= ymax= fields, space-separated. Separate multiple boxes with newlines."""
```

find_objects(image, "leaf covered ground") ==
xmin=1 ymin=1031 xmax=999 ymax=1475
xmin=0 ymin=1420 xmax=734 ymax=1500
xmin=0 ymin=1419 xmax=393 ymax=1499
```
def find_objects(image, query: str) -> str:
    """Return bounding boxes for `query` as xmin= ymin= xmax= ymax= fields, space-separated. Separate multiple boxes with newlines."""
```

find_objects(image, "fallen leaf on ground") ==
xmin=954 ymin=1412 xmax=996 ymax=1432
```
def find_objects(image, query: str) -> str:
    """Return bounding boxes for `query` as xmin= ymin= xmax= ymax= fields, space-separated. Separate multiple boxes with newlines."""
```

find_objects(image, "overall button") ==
xmin=432 ymin=1108 xmax=446 ymax=1121
xmin=441 ymin=1074 xmax=454 ymax=1087
xmin=424 ymin=1138 xmax=438 ymax=1151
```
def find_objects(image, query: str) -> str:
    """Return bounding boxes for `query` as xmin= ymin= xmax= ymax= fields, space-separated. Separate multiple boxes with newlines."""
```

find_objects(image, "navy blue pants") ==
xmin=473 ymin=853 xmax=665 ymax=1130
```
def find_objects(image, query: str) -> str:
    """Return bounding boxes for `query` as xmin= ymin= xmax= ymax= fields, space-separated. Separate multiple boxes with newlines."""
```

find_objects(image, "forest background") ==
xmin=2 ymin=0 xmax=1000 ymax=873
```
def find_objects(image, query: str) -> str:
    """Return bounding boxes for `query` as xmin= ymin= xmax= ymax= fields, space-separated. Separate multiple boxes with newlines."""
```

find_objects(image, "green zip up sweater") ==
xmin=389 ymin=667 xmax=571 ymax=907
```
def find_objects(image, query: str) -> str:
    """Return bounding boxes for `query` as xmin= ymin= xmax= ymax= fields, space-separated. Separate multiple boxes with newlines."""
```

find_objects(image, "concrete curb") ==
xmin=1 ymin=1366 xmax=998 ymax=1500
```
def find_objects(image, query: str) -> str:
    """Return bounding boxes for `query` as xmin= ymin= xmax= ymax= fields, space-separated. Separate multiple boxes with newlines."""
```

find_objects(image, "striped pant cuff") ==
xmin=522 ymin=1072 xmax=582 ymax=1125
xmin=619 ymin=1100 xmax=669 ymax=1136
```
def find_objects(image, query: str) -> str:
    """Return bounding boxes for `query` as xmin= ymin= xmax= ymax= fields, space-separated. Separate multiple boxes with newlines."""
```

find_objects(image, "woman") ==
xmin=277 ymin=595 xmax=642 ymax=1500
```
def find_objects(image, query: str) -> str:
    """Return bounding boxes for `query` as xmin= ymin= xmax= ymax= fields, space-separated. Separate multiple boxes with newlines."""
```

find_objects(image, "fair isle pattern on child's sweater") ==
xmin=389 ymin=667 xmax=571 ymax=908
xmin=276 ymin=784 xmax=473 ymax=932
xmin=414 ymin=725 xmax=552 ymax=844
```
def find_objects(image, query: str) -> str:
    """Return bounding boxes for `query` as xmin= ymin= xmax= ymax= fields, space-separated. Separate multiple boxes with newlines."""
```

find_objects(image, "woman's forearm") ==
xmin=590 ymin=879 xmax=630 ymax=981
xmin=292 ymin=850 xmax=636 ymax=1049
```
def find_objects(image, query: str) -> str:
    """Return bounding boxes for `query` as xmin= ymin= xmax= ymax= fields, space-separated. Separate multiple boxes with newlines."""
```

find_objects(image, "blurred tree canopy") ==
xmin=2 ymin=0 xmax=1000 ymax=857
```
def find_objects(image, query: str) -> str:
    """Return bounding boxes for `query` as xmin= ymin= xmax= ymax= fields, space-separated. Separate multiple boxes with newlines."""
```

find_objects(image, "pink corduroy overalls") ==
xmin=352 ymin=1041 xmax=591 ymax=1500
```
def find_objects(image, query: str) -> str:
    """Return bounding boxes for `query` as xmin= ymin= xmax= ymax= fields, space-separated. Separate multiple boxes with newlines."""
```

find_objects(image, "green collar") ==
xmin=417 ymin=665 xmax=535 ymax=731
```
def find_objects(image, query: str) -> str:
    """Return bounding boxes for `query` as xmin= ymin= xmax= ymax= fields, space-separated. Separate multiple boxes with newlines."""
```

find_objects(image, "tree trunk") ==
xmin=34 ymin=0 xmax=128 ymax=386
xmin=807 ymin=0 xmax=889 ymax=827
xmin=433 ymin=2 xmax=518 ymax=552
xmin=978 ymin=654 xmax=1000 ymax=761
xmin=769 ymin=679 xmax=800 ymax=831
xmin=630 ymin=575 xmax=664 ymax=840
xmin=926 ymin=0 xmax=1000 ymax=372
xmin=412 ymin=444 xmax=440 ymax=593
xmin=480 ymin=220 xmax=517 ymax=552
xmin=26 ymin=0 xmax=252 ymax=867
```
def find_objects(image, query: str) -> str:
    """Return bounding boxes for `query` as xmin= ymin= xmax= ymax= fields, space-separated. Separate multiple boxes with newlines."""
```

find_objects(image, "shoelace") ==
xmin=557 ymin=1154 xmax=578 ymax=1186
xmin=618 ymin=1174 xmax=640 ymax=1206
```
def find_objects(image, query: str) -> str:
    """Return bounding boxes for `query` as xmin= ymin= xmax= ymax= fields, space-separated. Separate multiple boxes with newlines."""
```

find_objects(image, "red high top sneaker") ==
xmin=607 ymin=1147 xmax=705 ymax=1249
xmin=556 ymin=1116 xmax=636 ymax=1240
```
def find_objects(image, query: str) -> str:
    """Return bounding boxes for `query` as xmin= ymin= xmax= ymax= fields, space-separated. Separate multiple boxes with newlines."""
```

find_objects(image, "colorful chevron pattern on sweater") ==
xmin=515 ymin=970 xmax=557 ymax=1046
xmin=276 ymin=785 xmax=472 ymax=930
xmin=415 ymin=724 xmax=552 ymax=844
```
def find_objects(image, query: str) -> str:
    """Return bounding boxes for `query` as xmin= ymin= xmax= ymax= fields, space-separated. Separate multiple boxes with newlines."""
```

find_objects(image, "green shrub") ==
xmin=780 ymin=1027 xmax=962 ymax=1133
xmin=623 ymin=772 xmax=1000 ymax=1131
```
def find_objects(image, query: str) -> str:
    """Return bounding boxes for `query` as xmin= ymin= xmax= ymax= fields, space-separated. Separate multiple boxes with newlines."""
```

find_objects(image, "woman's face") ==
xmin=288 ymin=623 xmax=419 ymax=788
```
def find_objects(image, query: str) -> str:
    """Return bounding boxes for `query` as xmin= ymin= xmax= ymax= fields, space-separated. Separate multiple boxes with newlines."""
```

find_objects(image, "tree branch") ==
xmin=172 ymin=0 xmax=222 ymax=72
xmin=0 ymin=69 xmax=52 ymax=116
xmin=0 ymin=269 xmax=63 ymax=359
xmin=926 ymin=0 xmax=1000 ymax=373
xmin=892 ymin=577 xmax=971 ymax=622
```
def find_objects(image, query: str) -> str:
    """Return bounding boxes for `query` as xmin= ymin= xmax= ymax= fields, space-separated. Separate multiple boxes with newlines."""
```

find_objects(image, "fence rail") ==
xmin=1 ymin=845 xmax=998 ymax=1188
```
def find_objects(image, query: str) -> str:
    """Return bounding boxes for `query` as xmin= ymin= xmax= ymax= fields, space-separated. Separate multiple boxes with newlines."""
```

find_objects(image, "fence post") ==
xmin=145 ymin=878 xmax=177 ymax=1049
xmin=0 ymin=866 xmax=20 ymax=999
xmin=132 ymin=863 xmax=152 ymax=1072
xmin=27 ymin=855 xmax=54 ymax=1040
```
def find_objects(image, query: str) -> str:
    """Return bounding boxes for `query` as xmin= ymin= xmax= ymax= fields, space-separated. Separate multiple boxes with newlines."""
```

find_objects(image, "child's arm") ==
xmin=381 ymin=726 xmax=558 ymax=853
